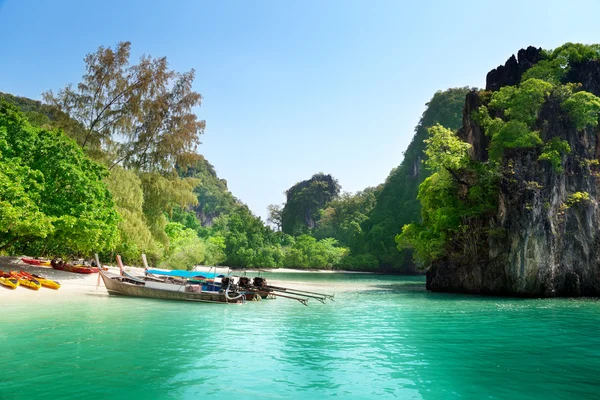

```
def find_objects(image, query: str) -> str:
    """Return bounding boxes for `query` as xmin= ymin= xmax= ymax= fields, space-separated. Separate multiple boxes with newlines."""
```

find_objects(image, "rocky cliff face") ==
xmin=427 ymin=49 xmax=600 ymax=297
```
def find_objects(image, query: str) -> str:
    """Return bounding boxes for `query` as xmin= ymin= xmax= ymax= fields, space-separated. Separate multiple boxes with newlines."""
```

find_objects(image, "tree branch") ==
xmin=445 ymin=167 xmax=470 ymax=187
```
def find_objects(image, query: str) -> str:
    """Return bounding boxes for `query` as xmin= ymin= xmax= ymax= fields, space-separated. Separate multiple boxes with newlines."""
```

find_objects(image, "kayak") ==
xmin=19 ymin=270 xmax=60 ymax=290
xmin=21 ymin=257 xmax=41 ymax=266
xmin=0 ymin=271 xmax=19 ymax=289
xmin=51 ymin=263 xmax=97 ymax=274
xmin=10 ymin=271 xmax=41 ymax=290
xmin=21 ymin=258 xmax=51 ymax=267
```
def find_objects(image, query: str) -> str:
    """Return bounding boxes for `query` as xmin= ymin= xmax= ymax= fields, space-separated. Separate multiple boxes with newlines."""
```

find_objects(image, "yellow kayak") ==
xmin=20 ymin=271 xmax=60 ymax=290
xmin=0 ymin=276 xmax=19 ymax=290
xmin=10 ymin=271 xmax=41 ymax=290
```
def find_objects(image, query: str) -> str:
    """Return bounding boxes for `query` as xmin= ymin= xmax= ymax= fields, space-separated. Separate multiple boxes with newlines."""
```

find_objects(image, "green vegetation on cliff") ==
xmin=399 ymin=43 xmax=600 ymax=269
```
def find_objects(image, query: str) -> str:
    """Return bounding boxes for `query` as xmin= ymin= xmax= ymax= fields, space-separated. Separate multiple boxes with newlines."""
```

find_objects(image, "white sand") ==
xmin=0 ymin=256 xmax=146 ymax=303
xmin=0 ymin=257 xmax=357 ymax=303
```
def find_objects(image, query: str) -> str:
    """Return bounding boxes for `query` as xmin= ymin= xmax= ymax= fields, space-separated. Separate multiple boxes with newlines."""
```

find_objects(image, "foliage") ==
xmin=211 ymin=207 xmax=283 ymax=268
xmin=43 ymin=41 xmax=205 ymax=173
xmin=522 ymin=43 xmax=600 ymax=85
xmin=562 ymin=91 xmax=600 ymax=130
xmin=140 ymin=172 xmax=199 ymax=247
xmin=360 ymin=88 xmax=470 ymax=269
xmin=313 ymin=188 xmax=378 ymax=248
xmin=397 ymin=161 xmax=498 ymax=266
xmin=488 ymin=120 xmax=542 ymax=160
xmin=267 ymin=204 xmax=283 ymax=231
xmin=160 ymin=222 xmax=206 ymax=270
xmin=0 ymin=102 xmax=119 ymax=255
xmin=180 ymin=156 xmax=241 ymax=227
xmin=539 ymin=138 xmax=571 ymax=172
xmin=281 ymin=173 xmax=341 ymax=235
xmin=489 ymin=79 xmax=552 ymax=126
xmin=104 ymin=166 xmax=162 ymax=263
xmin=283 ymin=235 xmax=348 ymax=269
xmin=566 ymin=191 xmax=591 ymax=207
xmin=424 ymin=124 xmax=471 ymax=172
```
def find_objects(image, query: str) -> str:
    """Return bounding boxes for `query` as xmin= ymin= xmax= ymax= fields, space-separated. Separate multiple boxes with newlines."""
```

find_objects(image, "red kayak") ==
xmin=50 ymin=258 xmax=98 ymax=274
xmin=51 ymin=263 xmax=97 ymax=274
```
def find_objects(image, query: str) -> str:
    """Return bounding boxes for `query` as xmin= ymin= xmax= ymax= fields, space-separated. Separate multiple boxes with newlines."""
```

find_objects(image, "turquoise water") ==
xmin=2 ymin=273 xmax=600 ymax=400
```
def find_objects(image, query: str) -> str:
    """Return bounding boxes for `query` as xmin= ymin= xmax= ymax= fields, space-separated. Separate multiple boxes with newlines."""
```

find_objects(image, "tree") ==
xmin=360 ymin=88 xmax=470 ymax=269
xmin=104 ymin=166 xmax=162 ymax=263
xmin=43 ymin=41 xmax=205 ymax=173
xmin=267 ymin=204 xmax=283 ymax=231
xmin=0 ymin=101 xmax=119 ymax=255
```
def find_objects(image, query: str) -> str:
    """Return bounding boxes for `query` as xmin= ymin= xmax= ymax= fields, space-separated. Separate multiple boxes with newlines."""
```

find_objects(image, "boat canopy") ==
xmin=146 ymin=269 xmax=224 ymax=279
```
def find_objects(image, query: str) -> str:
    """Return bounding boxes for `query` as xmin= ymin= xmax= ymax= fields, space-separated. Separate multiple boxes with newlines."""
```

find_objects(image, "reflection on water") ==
xmin=3 ymin=273 xmax=600 ymax=400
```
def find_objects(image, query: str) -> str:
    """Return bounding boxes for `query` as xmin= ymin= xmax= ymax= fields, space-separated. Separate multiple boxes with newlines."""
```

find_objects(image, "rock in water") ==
xmin=427 ymin=46 xmax=600 ymax=297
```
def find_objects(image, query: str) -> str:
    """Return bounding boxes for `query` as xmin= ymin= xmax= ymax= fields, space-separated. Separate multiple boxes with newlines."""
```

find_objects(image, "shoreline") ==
xmin=0 ymin=256 xmax=377 ymax=303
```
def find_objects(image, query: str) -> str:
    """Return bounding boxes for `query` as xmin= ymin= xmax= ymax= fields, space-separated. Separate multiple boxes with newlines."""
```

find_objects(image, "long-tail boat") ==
xmin=98 ymin=255 xmax=248 ymax=304
xmin=97 ymin=254 xmax=333 ymax=306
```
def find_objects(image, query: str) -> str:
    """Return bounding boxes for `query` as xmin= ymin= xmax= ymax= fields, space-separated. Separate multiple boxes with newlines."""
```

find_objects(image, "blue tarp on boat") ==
xmin=145 ymin=269 xmax=224 ymax=279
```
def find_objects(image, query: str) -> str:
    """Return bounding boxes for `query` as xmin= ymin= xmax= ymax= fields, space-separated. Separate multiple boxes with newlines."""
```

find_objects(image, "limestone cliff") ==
xmin=427 ymin=47 xmax=600 ymax=297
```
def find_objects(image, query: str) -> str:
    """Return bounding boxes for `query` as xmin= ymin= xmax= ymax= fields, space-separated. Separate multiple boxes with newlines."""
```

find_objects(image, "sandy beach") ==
xmin=0 ymin=256 xmax=137 ymax=303
xmin=0 ymin=256 xmax=369 ymax=304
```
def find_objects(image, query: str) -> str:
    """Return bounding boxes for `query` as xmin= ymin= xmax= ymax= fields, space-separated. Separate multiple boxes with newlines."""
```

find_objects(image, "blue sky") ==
xmin=1 ymin=0 xmax=599 ymax=220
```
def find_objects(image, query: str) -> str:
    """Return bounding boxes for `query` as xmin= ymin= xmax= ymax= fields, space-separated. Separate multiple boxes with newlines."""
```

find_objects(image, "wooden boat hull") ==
xmin=99 ymin=270 xmax=244 ymax=304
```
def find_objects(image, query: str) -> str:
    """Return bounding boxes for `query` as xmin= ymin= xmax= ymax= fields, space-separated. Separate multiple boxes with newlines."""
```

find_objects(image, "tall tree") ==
xmin=43 ymin=41 xmax=205 ymax=173
xmin=267 ymin=204 xmax=283 ymax=231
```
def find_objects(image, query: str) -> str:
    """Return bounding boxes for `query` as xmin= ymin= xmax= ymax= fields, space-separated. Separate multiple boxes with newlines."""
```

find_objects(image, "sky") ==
xmin=1 ymin=0 xmax=600 ymax=220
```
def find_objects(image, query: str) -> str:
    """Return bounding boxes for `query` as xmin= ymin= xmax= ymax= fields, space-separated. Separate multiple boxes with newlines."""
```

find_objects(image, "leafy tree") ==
xmin=284 ymin=235 xmax=348 ymax=269
xmin=313 ymin=188 xmax=379 ymax=249
xmin=0 ymin=102 xmax=119 ymax=255
xmin=104 ymin=166 xmax=162 ymax=263
xmin=140 ymin=172 xmax=199 ymax=247
xmin=160 ymin=222 xmax=206 ymax=270
xmin=539 ymin=138 xmax=571 ymax=172
xmin=43 ymin=41 xmax=205 ymax=173
xmin=360 ymin=88 xmax=470 ymax=269
xmin=562 ymin=91 xmax=600 ymax=130
xmin=267 ymin=204 xmax=283 ymax=231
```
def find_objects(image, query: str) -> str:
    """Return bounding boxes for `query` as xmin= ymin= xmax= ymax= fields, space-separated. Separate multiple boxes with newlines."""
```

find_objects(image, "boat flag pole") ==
xmin=141 ymin=253 xmax=150 ymax=276
xmin=116 ymin=255 xmax=125 ymax=276
xmin=95 ymin=253 xmax=102 ymax=290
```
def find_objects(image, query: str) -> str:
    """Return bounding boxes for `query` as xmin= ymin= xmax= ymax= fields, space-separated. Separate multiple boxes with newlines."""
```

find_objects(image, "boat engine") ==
xmin=221 ymin=277 xmax=234 ymax=288
xmin=238 ymin=277 xmax=251 ymax=288
xmin=253 ymin=277 xmax=267 ymax=287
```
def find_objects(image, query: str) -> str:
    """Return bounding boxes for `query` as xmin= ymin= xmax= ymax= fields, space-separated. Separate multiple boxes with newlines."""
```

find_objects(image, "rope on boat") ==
xmin=224 ymin=282 xmax=246 ymax=303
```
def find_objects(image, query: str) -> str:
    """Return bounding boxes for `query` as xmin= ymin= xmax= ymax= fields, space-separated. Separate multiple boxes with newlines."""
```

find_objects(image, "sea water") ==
xmin=2 ymin=273 xmax=600 ymax=400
